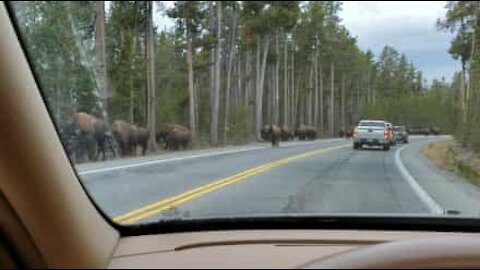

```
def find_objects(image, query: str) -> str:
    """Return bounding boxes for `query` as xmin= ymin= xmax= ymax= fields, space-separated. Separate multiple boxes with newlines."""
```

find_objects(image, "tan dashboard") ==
xmin=108 ymin=230 xmax=478 ymax=269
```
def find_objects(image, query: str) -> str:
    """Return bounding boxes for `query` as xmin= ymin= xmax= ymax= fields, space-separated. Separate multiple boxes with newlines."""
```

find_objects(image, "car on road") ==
xmin=353 ymin=120 xmax=392 ymax=151
xmin=394 ymin=125 xmax=409 ymax=143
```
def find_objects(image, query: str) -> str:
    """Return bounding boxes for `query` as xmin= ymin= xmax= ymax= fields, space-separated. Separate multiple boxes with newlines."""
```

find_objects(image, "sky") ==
xmin=148 ymin=1 xmax=459 ymax=83
xmin=339 ymin=1 xmax=458 ymax=83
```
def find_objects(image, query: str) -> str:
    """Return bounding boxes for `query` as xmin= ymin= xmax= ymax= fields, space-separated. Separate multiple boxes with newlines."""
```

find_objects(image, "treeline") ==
xmin=436 ymin=1 xmax=480 ymax=151
xmin=12 ymin=1 xmax=450 ymax=151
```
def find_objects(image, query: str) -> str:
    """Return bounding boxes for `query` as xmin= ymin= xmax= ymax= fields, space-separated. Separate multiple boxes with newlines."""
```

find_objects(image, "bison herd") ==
xmin=407 ymin=127 xmax=441 ymax=136
xmin=260 ymin=124 xmax=317 ymax=147
xmin=63 ymin=112 xmax=192 ymax=163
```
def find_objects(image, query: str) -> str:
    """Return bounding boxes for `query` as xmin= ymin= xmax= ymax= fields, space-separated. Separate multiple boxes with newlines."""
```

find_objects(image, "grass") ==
xmin=422 ymin=139 xmax=480 ymax=186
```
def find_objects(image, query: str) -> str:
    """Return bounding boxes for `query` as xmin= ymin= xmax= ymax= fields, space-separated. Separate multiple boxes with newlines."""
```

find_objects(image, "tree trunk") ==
xmin=291 ymin=50 xmax=295 ymax=128
xmin=223 ymin=5 xmax=237 ymax=142
xmin=330 ymin=61 xmax=335 ymax=137
xmin=255 ymin=38 xmax=261 ymax=136
xmin=186 ymin=19 xmax=196 ymax=139
xmin=95 ymin=1 xmax=108 ymax=120
xmin=245 ymin=48 xmax=251 ymax=117
xmin=283 ymin=34 xmax=288 ymax=126
xmin=367 ymin=63 xmax=372 ymax=103
xmin=211 ymin=1 xmax=222 ymax=145
xmin=274 ymin=30 xmax=280 ymax=124
xmin=308 ymin=59 xmax=314 ymax=126
xmin=145 ymin=1 xmax=156 ymax=151
xmin=294 ymin=67 xmax=301 ymax=127
xmin=319 ymin=64 xmax=324 ymax=133
xmin=341 ymin=73 xmax=346 ymax=131
xmin=255 ymin=36 xmax=271 ymax=140
xmin=314 ymin=50 xmax=319 ymax=128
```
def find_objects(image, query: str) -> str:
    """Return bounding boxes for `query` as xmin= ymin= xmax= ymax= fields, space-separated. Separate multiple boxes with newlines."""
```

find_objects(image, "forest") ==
xmin=11 ymin=1 xmax=472 ymax=156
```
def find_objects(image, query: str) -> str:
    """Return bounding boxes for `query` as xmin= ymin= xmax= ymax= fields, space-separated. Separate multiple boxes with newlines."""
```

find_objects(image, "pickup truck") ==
xmin=353 ymin=120 xmax=391 ymax=151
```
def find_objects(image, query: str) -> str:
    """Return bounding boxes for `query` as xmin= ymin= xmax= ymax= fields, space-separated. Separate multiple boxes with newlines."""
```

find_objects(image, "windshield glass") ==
xmin=359 ymin=122 xmax=386 ymax=127
xmin=8 ymin=1 xmax=480 ymax=227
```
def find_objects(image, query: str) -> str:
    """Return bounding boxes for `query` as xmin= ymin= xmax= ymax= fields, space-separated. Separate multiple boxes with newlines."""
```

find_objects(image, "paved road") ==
xmin=77 ymin=136 xmax=480 ymax=225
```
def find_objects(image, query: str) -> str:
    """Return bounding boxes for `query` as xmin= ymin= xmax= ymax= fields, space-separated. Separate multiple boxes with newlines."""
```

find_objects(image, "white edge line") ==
xmin=78 ymin=138 xmax=344 ymax=176
xmin=395 ymin=146 xmax=444 ymax=215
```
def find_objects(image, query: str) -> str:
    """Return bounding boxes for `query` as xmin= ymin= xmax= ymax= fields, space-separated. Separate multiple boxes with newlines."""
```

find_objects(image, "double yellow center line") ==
xmin=113 ymin=143 xmax=349 ymax=224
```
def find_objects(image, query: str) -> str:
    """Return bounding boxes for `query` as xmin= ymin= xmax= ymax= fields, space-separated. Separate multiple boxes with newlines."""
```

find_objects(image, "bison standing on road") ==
xmin=260 ymin=125 xmax=272 ymax=141
xmin=112 ymin=120 xmax=138 ymax=157
xmin=295 ymin=125 xmax=308 ymax=141
xmin=280 ymin=124 xmax=294 ymax=141
xmin=296 ymin=125 xmax=317 ymax=141
xmin=135 ymin=127 xmax=150 ymax=156
xmin=156 ymin=124 xmax=191 ymax=150
xmin=66 ymin=112 xmax=117 ymax=162
xmin=345 ymin=127 xmax=354 ymax=139
xmin=269 ymin=125 xmax=282 ymax=147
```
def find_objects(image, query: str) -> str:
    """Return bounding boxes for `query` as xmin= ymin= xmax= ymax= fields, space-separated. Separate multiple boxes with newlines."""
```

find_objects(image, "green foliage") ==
xmin=360 ymin=89 xmax=458 ymax=133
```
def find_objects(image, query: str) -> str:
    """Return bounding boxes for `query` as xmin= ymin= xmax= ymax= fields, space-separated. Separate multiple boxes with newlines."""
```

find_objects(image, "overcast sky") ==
xmin=340 ymin=1 xmax=458 ymax=83
xmin=150 ymin=1 xmax=458 ymax=83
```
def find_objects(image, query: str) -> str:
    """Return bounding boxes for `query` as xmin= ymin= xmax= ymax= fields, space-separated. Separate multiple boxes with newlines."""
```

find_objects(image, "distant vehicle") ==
xmin=353 ymin=120 xmax=392 ymax=151
xmin=394 ymin=126 xmax=409 ymax=143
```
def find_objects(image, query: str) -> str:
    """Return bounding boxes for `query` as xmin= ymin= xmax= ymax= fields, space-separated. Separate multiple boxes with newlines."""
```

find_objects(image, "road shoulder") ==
xmin=400 ymin=137 xmax=480 ymax=217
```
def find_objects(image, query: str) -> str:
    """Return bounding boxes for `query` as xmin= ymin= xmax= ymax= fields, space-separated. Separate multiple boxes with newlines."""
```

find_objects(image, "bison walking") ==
xmin=269 ymin=125 xmax=282 ymax=147
xmin=260 ymin=125 xmax=272 ymax=141
xmin=66 ymin=112 xmax=117 ymax=163
xmin=295 ymin=125 xmax=317 ymax=141
xmin=280 ymin=124 xmax=294 ymax=141
xmin=112 ymin=120 xmax=150 ymax=157
xmin=156 ymin=124 xmax=191 ymax=150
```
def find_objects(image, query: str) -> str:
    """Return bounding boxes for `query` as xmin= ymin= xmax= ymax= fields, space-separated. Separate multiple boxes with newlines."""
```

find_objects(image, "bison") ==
xmin=345 ymin=127 xmax=354 ymax=139
xmin=135 ymin=127 xmax=150 ymax=156
xmin=66 ymin=112 xmax=117 ymax=162
xmin=112 ymin=120 xmax=138 ymax=157
xmin=156 ymin=124 xmax=191 ymax=151
xmin=430 ymin=127 xmax=441 ymax=135
xmin=280 ymin=124 xmax=294 ymax=141
xmin=269 ymin=125 xmax=282 ymax=147
xmin=295 ymin=125 xmax=317 ymax=141
xmin=260 ymin=125 xmax=272 ymax=141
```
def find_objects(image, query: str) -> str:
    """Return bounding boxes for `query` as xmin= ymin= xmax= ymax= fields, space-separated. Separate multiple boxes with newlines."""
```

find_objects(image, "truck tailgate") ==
xmin=357 ymin=127 xmax=385 ymax=139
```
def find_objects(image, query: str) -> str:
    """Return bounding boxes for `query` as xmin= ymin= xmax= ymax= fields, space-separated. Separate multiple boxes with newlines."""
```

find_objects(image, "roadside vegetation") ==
xmin=423 ymin=139 xmax=480 ymax=186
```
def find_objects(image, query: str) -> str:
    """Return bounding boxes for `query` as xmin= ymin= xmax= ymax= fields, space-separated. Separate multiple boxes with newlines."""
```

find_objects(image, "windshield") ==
xmin=359 ymin=122 xmax=386 ymax=127
xmin=8 ymin=1 xmax=480 ymax=227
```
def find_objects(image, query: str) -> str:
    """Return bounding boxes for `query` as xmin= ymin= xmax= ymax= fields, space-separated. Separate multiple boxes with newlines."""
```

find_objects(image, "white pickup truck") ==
xmin=353 ymin=120 xmax=392 ymax=151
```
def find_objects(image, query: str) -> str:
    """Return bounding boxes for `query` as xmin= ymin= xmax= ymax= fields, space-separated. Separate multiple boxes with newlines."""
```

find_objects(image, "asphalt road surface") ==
xmin=76 ymin=136 xmax=480 ymax=225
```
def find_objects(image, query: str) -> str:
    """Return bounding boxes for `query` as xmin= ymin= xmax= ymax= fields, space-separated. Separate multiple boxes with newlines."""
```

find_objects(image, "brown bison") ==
xmin=280 ymin=124 xmax=294 ymax=141
xmin=66 ymin=112 xmax=117 ymax=162
xmin=269 ymin=125 xmax=282 ymax=147
xmin=260 ymin=125 xmax=272 ymax=141
xmin=295 ymin=125 xmax=317 ymax=141
xmin=345 ymin=127 xmax=354 ymax=139
xmin=430 ymin=127 xmax=441 ymax=135
xmin=112 ymin=120 xmax=149 ymax=157
xmin=135 ymin=127 xmax=150 ymax=156
xmin=156 ymin=124 xmax=191 ymax=150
